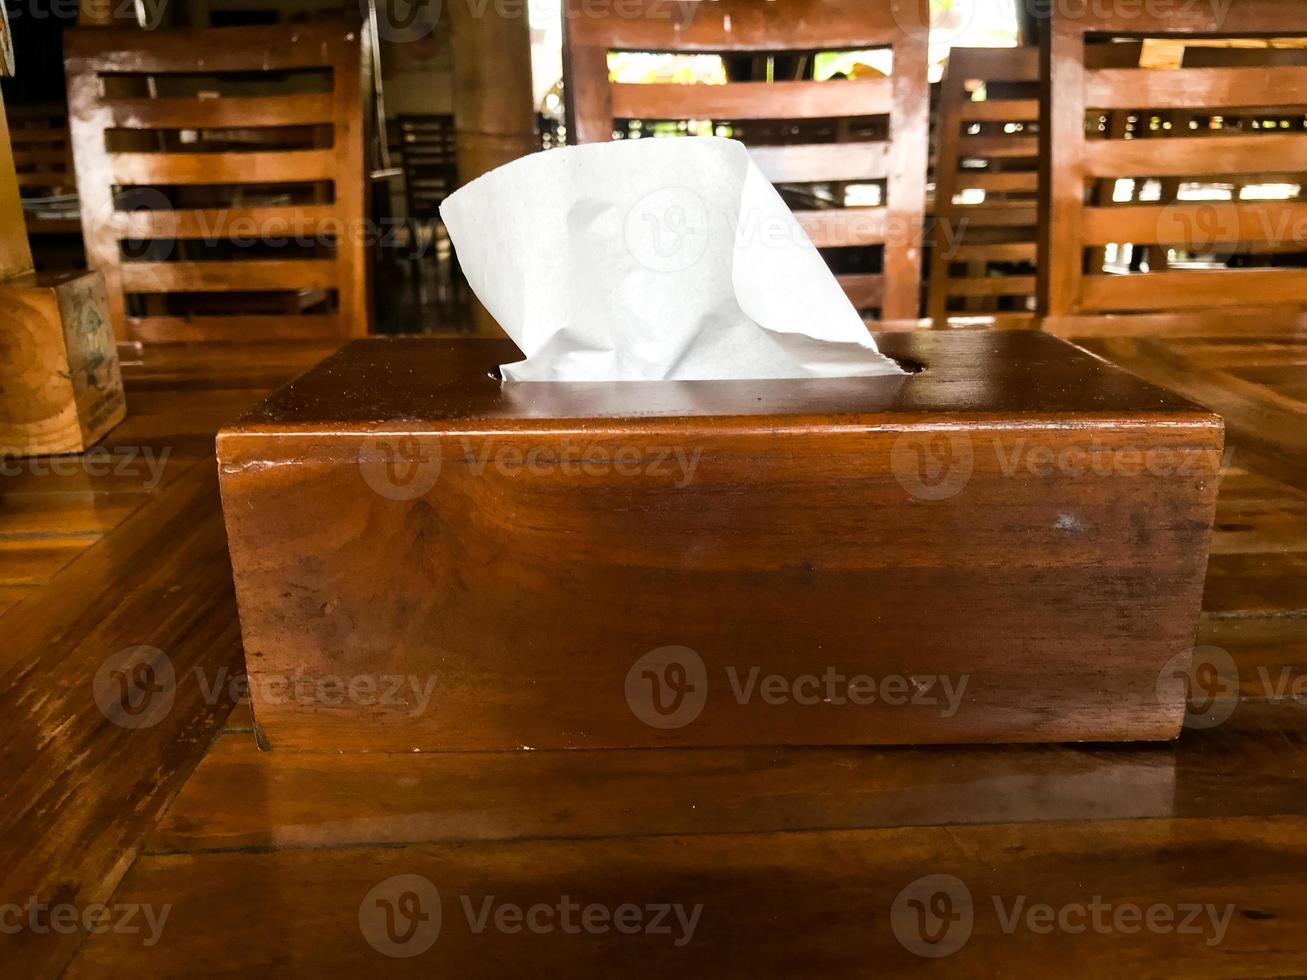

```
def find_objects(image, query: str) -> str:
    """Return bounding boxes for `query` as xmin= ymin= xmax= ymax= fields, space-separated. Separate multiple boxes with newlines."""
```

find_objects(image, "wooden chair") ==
xmin=8 ymin=102 xmax=82 ymax=271
xmin=64 ymin=21 xmax=369 ymax=342
xmin=397 ymin=114 xmax=457 ymax=223
xmin=563 ymin=0 xmax=931 ymax=322
xmin=8 ymin=103 xmax=75 ymax=198
xmin=928 ymin=44 xmax=1148 ymax=328
xmin=1039 ymin=0 xmax=1307 ymax=336
xmin=394 ymin=113 xmax=462 ymax=309
xmin=927 ymin=47 xmax=1040 ymax=327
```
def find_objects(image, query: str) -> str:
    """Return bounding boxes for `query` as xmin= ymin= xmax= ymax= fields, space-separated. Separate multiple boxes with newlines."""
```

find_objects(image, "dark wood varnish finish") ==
xmin=217 ymin=333 xmax=1222 ymax=750
xmin=3 ymin=331 xmax=1304 ymax=976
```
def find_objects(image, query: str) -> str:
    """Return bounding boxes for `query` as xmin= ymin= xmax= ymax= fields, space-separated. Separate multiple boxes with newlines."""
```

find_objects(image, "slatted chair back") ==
xmin=927 ymin=47 xmax=1040 ymax=327
xmin=64 ymin=21 xmax=368 ymax=341
xmin=8 ymin=103 xmax=75 ymax=197
xmin=563 ymin=0 xmax=931 ymax=322
xmin=396 ymin=113 xmax=457 ymax=222
xmin=1039 ymin=1 xmax=1307 ymax=336
xmin=929 ymin=44 xmax=1145 ymax=327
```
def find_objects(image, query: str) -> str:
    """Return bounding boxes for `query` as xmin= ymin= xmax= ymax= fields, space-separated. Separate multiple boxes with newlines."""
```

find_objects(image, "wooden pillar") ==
xmin=449 ymin=0 xmax=537 ymax=336
xmin=0 ymin=101 xmax=32 ymax=280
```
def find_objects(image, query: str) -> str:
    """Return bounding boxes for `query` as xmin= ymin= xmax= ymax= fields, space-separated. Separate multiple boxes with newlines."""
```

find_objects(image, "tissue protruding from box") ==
xmin=440 ymin=137 xmax=902 ymax=382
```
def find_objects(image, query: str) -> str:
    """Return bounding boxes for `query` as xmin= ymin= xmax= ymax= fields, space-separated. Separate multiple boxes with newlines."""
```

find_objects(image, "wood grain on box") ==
xmin=218 ymin=332 xmax=1223 ymax=751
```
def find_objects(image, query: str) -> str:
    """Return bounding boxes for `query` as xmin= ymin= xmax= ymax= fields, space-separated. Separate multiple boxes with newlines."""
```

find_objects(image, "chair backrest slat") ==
xmin=65 ymin=20 xmax=368 ymax=341
xmin=610 ymin=77 xmax=893 ymax=121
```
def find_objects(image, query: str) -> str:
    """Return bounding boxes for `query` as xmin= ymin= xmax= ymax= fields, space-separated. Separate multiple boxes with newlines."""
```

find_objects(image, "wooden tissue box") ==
xmin=217 ymin=332 xmax=1222 ymax=751
xmin=0 ymin=270 xmax=125 ymax=457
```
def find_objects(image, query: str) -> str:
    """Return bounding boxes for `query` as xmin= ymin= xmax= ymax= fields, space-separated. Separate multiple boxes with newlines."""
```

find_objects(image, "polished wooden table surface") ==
xmin=3 ymin=333 xmax=1306 ymax=977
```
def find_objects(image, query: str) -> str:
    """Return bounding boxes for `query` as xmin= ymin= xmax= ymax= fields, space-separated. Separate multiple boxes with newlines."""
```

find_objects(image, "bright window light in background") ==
xmin=607 ymin=52 xmax=729 ymax=86
xmin=1179 ymin=183 xmax=1237 ymax=202
xmin=530 ymin=0 xmax=564 ymax=110
xmin=815 ymin=0 xmax=1020 ymax=83
xmin=814 ymin=50 xmax=895 ymax=80
xmin=1241 ymin=183 xmax=1302 ymax=201
xmin=925 ymin=0 xmax=1020 ymax=81
xmin=531 ymin=0 xmax=1021 ymax=116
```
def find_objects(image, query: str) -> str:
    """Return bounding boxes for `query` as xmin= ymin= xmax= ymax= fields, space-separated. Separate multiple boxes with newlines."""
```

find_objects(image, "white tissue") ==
xmin=439 ymin=136 xmax=902 ymax=382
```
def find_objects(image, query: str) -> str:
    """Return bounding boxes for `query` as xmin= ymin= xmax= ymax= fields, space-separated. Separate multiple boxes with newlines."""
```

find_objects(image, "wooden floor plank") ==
xmin=0 ymin=491 xmax=149 ymax=540
xmin=8 ymin=335 xmax=1306 ymax=976
xmin=0 ymin=535 xmax=101 ymax=587
xmin=145 ymin=697 xmax=1307 ymax=856
xmin=115 ymin=339 xmax=343 ymax=392
xmin=0 ymin=463 xmax=244 ymax=978
xmin=0 ymin=342 xmax=345 ymax=974
xmin=1079 ymin=337 xmax=1307 ymax=491
xmin=65 ymin=815 xmax=1307 ymax=977
xmin=0 ymin=583 xmax=39 ymax=617
xmin=1202 ymin=552 xmax=1307 ymax=617
xmin=1212 ymin=466 xmax=1307 ymax=555
xmin=223 ymin=699 xmax=255 ymax=733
